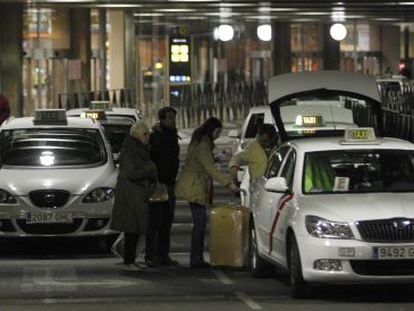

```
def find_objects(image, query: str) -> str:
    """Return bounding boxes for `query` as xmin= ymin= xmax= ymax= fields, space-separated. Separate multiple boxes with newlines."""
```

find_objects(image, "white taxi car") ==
xmin=66 ymin=101 xmax=141 ymax=123
xmin=234 ymin=72 xmax=360 ymax=207
xmin=248 ymin=71 xmax=406 ymax=298
xmin=0 ymin=109 xmax=117 ymax=241
xmin=66 ymin=102 xmax=139 ymax=154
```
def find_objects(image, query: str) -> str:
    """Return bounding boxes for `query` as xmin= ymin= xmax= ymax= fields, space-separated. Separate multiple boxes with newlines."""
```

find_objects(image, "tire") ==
xmin=289 ymin=235 xmax=310 ymax=298
xmin=249 ymin=222 xmax=273 ymax=278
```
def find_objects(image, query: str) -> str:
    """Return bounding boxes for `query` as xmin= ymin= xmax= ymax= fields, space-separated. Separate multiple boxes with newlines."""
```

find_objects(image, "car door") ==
xmin=251 ymin=145 xmax=291 ymax=254
xmin=269 ymin=149 xmax=296 ymax=263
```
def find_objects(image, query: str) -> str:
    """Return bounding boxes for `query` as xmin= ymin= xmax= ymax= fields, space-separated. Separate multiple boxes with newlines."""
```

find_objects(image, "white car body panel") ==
xmin=268 ymin=71 xmax=381 ymax=104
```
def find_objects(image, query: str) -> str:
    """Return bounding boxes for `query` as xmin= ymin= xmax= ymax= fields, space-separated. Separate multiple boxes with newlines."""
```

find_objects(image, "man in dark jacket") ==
xmin=146 ymin=106 xmax=180 ymax=267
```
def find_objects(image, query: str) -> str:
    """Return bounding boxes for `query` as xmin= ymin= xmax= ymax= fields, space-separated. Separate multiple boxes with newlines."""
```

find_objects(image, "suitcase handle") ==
xmin=231 ymin=188 xmax=247 ymax=203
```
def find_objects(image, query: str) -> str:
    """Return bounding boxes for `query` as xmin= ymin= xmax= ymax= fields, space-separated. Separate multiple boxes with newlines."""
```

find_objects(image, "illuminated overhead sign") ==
xmin=169 ymin=36 xmax=191 ymax=83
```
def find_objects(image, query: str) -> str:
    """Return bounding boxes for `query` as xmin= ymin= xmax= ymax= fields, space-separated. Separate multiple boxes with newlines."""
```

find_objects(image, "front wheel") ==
xmin=289 ymin=235 xmax=310 ymax=298
xmin=249 ymin=222 xmax=273 ymax=278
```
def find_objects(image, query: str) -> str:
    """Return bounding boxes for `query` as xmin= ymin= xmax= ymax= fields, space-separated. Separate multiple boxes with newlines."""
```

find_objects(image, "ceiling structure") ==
xmin=3 ymin=1 xmax=414 ymax=32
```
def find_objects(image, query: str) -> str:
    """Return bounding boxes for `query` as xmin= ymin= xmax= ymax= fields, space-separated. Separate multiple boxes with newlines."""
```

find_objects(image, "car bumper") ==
xmin=297 ymin=234 xmax=414 ymax=283
xmin=0 ymin=198 xmax=116 ymax=237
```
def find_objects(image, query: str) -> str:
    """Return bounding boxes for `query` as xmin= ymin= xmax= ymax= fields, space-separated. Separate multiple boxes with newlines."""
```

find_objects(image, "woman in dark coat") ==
xmin=111 ymin=120 xmax=157 ymax=270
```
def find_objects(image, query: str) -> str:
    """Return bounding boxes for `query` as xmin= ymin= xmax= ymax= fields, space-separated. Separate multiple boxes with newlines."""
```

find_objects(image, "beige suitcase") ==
xmin=209 ymin=202 xmax=249 ymax=267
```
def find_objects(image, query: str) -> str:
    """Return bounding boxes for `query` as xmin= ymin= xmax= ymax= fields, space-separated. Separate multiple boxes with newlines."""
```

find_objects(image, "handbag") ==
xmin=148 ymin=183 xmax=169 ymax=203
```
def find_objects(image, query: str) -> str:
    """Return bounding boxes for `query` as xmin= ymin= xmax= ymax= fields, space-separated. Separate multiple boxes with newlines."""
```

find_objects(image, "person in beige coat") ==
xmin=176 ymin=117 xmax=238 ymax=268
xmin=229 ymin=124 xmax=278 ymax=206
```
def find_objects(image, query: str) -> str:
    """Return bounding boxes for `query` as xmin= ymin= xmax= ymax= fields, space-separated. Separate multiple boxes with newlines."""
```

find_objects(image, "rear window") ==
xmin=0 ymin=128 xmax=107 ymax=167
xmin=101 ymin=123 xmax=132 ymax=153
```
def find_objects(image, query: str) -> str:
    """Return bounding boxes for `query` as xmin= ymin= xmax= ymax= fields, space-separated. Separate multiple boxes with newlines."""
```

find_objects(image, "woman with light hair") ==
xmin=111 ymin=120 xmax=158 ymax=270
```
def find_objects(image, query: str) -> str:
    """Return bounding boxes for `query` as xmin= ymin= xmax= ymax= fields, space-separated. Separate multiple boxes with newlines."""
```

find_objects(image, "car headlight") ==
xmin=83 ymin=187 xmax=114 ymax=203
xmin=305 ymin=215 xmax=354 ymax=239
xmin=0 ymin=189 xmax=17 ymax=204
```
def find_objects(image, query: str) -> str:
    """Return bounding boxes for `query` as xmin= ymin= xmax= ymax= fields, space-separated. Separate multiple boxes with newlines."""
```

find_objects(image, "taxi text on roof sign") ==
xmin=90 ymin=101 xmax=111 ymax=111
xmin=33 ymin=109 xmax=67 ymax=125
xmin=81 ymin=110 xmax=106 ymax=121
xmin=295 ymin=115 xmax=323 ymax=127
xmin=341 ymin=127 xmax=378 ymax=144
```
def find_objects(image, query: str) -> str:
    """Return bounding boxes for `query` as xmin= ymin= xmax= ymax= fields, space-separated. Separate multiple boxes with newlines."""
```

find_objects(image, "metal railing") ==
xmin=58 ymin=88 xmax=137 ymax=110
xmin=56 ymin=79 xmax=414 ymax=142
xmin=380 ymin=81 xmax=414 ymax=142
xmin=57 ymin=81 xmax=268 ymax=128
xmin=171 ymin=80 xmax=268 ymax=129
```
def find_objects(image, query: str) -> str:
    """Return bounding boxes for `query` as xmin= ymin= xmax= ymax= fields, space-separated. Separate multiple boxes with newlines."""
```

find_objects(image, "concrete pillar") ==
xmin=124 ymin=12 xmax=136 ymax=93
xmin=98 ymin=9 xmax=107 ymax=92
xmin=108 ymin=10 xmax=125 ymax=90
xmin=272 ymin=22 xmax=291 ymax=75
xmin=0 ymin=4 xmax=23 ymax=116
xmin=69 ymin=8 xmax=91 ymax=93
xmin=322 ymin=24 xmax=340 ymax=70
xmin=381 ymin=26 xmax=400 ymax=75
xmin=404 ymin=26 xmax=410 ymax=70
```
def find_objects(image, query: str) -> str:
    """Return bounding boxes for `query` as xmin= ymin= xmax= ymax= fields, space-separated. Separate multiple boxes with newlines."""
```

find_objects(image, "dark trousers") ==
xmin=145 ymin=184 xmax=176 ymax=263
xmin=124 ymin=232 xmax=140 ymax=264
xmin=189 ymin=202 xmax=207 ymax=265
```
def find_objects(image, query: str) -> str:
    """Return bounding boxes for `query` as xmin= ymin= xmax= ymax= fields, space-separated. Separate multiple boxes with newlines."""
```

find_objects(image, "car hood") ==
xmin=268 ymin=71 xmax=381 ymax=104
xmin=0 ymin=165 xmax=117 ymax=195
xmin=298 ymin=193 xmax=414 ymax=222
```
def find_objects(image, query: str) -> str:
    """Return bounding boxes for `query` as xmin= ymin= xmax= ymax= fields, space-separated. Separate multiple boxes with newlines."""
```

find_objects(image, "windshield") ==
xmin=303 ymin=149 xmax=414 ymax=194
xmin=0 ymin=128 xmax=107 ymax=167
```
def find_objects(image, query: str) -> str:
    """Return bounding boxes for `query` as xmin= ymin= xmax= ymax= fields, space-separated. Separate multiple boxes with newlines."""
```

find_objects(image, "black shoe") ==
xmin=145 ymin=259 xmax=160 ymax=268
xmin=190 ymin=261 xmax=211 ymax=269
xmin=162 ymin=256 xmax=179 ymax=266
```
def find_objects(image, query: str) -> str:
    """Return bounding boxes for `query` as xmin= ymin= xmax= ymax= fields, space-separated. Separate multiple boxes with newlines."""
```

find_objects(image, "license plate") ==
xmin=373 ymin=246 xmax=414 ymax=259
xmin=26 ymin=212 xmax=73 ymax=224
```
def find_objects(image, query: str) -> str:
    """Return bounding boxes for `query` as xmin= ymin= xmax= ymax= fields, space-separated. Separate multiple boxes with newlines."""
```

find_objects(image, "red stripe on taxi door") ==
xmin=268 ymin=193 xmax=293 ymax=255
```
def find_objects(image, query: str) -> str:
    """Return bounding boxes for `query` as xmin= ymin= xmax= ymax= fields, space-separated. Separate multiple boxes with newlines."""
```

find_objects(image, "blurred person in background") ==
xmin=0 ymin=94 xmax=10 ymax=125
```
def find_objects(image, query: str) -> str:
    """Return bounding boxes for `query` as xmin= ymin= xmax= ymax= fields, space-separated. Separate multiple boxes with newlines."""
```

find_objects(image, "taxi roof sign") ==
xmin=295 ymin=115 xmax=323 ymax=127
xmin=90 ymin=101 xmax=111 ymax=111
xmin=341 ymin=127 xmax=378 ymax=144
xmin=33 ymin=109 xmax=67 ymax=125
xmin=81 ymin=110 xmax=107 ymax=121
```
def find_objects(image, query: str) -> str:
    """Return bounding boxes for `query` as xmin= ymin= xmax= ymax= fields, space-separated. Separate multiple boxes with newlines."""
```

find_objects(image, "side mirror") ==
xmin=265 ymin=177 xmax=289 ymax=193
xmin=228 ymin=129 xmax=241 ymax=139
